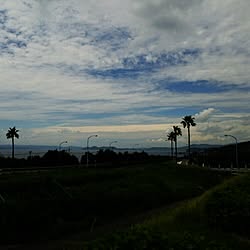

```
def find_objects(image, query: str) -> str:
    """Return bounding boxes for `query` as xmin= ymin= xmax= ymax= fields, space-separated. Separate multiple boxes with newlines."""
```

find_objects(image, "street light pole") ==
xmin=59 ymin=141 xmax=68 ymax=151
xmin=224 ymin=134 xmax=239 ymax=169
xmin=109 ymin=141 xmax=117 ymax=149
xmin=86 ymin=135 xmax=98 ymax=167
xmin=133 ymin=144 xmax=140 ymax=149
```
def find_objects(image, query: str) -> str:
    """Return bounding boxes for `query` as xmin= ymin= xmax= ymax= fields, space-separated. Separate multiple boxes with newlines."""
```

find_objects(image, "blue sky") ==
xmin=0 ymin=0 xmax=250 ymax=148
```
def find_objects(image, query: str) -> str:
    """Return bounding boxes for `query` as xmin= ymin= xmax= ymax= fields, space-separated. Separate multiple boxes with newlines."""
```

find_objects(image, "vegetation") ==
xmin=181 ymin=115 xmax=196 ymax=159
xmin=0 ymin=162 xmax=230 ymax=246
xmin=193 ymin=141 xmax=250 ymax=168
xmin=0 ymin=150 xmax=79 ymax=168
xmin=167 ymin=131 xmax=175 ymax=159
xmin=0 ymin=149 xmax=166 ymax=168
xmin=6 ymin=126 xmax=19 ymax=160
xmin=84 ymin=174 xmax=250 ymax=250
xmin=204 ymin=174 xmax=250 ymax=235
xmin=173 ymin=125 xmax=182 ymax=162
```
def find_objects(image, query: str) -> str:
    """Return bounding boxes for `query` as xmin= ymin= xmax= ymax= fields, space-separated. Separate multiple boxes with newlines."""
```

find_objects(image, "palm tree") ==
xmin=173 ymin=126 xmax=182 ymax=162
xmin=181 ymin=115 xmax=196 ymax=159
xmin=167 ymin=131 xmax=175 ymax=159
xmin=6 ymin=126 xmax=19 ymax=159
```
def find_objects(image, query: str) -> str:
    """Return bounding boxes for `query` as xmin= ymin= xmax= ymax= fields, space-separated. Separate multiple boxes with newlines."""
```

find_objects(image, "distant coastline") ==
xmin=0 ymin=144 xmax=220 ymax=159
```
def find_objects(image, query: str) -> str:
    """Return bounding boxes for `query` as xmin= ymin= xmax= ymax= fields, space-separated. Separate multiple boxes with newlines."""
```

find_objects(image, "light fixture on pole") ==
xmin=224 ymin=134 xmax=239 ymax=169
xmin=59 ymin=141 xmax=68 ymax=151
xmin=86 ymin=135 xmax=98 ymax=167
xmin=109 ymin=141 xmax=118 ymax=149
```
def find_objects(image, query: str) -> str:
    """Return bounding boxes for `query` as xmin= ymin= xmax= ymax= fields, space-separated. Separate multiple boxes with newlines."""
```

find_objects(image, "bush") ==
xmin=42 ymin=150 xmax=79 ymax=166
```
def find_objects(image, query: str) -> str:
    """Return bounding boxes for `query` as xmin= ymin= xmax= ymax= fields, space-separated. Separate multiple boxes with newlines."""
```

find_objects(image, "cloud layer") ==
xmin=0 ymin=0 xmax=249 ymax=147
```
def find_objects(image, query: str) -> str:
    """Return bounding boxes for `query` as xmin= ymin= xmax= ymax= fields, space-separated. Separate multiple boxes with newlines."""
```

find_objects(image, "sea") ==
xmin=0 ymin=145 xmax=182 ymax=160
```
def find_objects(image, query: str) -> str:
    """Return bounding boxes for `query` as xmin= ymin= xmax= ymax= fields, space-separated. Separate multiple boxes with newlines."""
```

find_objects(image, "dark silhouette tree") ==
xmin=6 ymin=126 xmax=19 ymax=160
xmin=167 ymin=131 xmax=175 ymax=159
xmin=173 ymin=126 xmax=182 ymax=162
xmin=181 ymin=115 xmax=196 ymax=159
xmin=42 ymin=150 xmax=79 ymax=166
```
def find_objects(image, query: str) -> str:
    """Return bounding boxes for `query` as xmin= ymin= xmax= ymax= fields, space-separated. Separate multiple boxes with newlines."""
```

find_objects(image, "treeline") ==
xmin=193 ymin=141 xmax=250 ymax=168
xmin=0 ymin=150 xmax=78 ymax=168
xmin=0 ymin=149 xmax=166 ymax=168
xmin=80 ymin=149 xmax=166 ymax=166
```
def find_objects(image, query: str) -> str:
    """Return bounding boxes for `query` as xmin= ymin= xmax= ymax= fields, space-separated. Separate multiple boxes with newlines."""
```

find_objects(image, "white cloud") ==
xmin=195 ymin=108 xmax=215 ymax=122
xmin=0 ymin=0 xmax=249 ymax=146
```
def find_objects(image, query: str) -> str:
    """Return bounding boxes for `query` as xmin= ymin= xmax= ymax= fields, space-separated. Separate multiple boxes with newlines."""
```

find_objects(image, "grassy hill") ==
xmin=84 ymin=173 xmax=250 ymax=250
xmin=194 ymin=141 xmax=250 ymax=168
xmin=0 ymin=161 xmax=230 ymax=247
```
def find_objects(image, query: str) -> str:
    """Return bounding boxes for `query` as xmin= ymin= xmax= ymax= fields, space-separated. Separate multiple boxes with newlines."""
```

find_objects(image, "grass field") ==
xmin=83 ymin=173 xmax=250 ymax=250
xmin=0 ymin=161 xmax=232 ymax=247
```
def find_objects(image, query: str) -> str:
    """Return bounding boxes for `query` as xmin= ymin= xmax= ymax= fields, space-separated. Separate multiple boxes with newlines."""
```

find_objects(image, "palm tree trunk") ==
xmin=171 ymin=140 xmax=173 ymax=159
xmin=188 ymin=126 xmax=191 ymax=159
xmin=175 ymin=139 xmax=178 ymax=163
xmin=12 ymin=137 xmax=14 ymax=160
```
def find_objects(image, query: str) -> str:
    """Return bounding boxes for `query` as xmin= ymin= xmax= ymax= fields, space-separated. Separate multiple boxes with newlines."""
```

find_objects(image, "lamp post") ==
xmin=86 ymin=135 xmax=98 ymax=167
xmin=133 ymin=144 xmax=140 ymax=152
xmin=59 ymin=141 xmax=68 ymax=151
xmin=224 ymin=134 xmax=239 ymax=169
xmin=109 ymin=141 xmax=117 ymax=149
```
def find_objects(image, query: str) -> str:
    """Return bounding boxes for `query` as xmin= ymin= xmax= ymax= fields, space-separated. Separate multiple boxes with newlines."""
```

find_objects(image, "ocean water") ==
xmin=0 ymin=146 xmax=177 ymax=160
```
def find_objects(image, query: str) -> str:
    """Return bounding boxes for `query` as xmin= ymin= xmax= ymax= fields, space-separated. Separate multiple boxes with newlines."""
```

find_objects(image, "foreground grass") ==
xmin=83 ymin=174 xmax=250 ymax=250
xmin=0 ymin=161 xmax=230 ymax=245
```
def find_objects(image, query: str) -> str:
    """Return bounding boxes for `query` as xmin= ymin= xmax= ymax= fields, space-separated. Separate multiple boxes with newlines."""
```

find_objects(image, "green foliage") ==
xmin=193 ymin=141 xmax=250 ymax=168
xmin=84 ymin=223 xmax=248 ymax=250
xmin=83 ymin=174 xmax=250 ymax=250
xmin=42 ymin=150 xmax=79 ymax=166
xmin=203 ymin=174 xmax=250 ymax=235
xmin=0 ymin=162 xmax=230 ymax=245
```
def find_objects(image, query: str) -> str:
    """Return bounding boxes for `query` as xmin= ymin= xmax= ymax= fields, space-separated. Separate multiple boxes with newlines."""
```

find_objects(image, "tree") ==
xmin=173 ymin=126 xmax=182 ymax=162
xmin=167 ymin=131 xmax=175 ymax=159
xmin=6 ymin=126 xmax=19 ymax=160
xmin=42 ymin=150 xmax=79 ymax=166
xmin=181 ymin=115 xmax=196 ymax=159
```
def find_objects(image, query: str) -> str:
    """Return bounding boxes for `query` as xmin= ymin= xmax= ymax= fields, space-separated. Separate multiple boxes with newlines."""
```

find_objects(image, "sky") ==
xmin=0 ymin=0 xmax=250 ymax=148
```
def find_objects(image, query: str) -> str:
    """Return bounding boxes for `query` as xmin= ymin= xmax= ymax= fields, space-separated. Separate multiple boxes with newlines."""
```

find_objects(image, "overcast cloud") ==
xmin=0 ymin=0 xmax=249 ymax=148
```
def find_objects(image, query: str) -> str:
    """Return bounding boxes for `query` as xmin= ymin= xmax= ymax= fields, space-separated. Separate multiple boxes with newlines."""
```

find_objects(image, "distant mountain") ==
xmin=211 ymin=141 xmax=250 ymax=153
xmin=189 ymin=144 xmax=221 ymax=148
xmin=195 ymin=141 xmax=250 ymax=166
